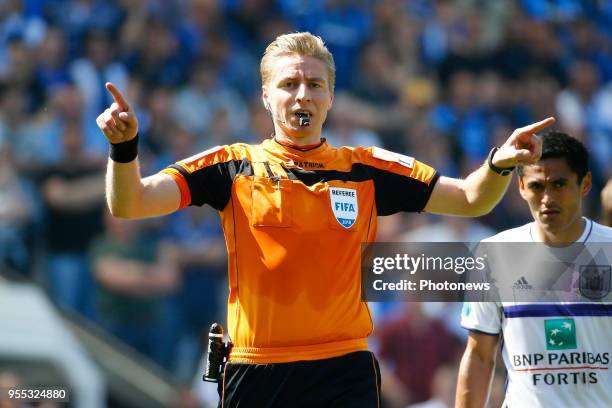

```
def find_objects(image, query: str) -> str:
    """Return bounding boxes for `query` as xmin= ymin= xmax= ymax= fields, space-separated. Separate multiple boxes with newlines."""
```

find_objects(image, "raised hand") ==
xmin=493 ymin=117 xmax=556 ymax=168
xmin=96 ymin=82 xmax=139 ymax=144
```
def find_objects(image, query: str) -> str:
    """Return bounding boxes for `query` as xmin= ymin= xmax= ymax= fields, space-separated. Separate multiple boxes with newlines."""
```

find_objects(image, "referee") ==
xmin=97 ymin=32 xmax=554 ymax=407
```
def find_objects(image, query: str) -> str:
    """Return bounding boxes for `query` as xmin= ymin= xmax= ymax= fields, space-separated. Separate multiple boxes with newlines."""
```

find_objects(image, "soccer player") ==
xmin=457 ymin=131 xmax=612 ymax=407
xmin=97 ymin=32 xmax=554 ymax=407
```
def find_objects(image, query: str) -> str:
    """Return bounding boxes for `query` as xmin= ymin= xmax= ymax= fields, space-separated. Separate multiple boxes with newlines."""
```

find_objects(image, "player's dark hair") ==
xmin=517 ymin=131 xmax=589 ymax=183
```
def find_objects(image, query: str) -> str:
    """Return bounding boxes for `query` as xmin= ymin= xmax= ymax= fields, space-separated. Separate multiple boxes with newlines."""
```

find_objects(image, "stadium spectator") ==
xmin=39 ymin=121 xmax=105 ymax=318
xmin=0 ymin=83 xmax=61 ymax=170
xmin=555 ymin=60 xmax=601 ymax=140
xmin=400 ymin=216 xmax=495 ymax=243
xmin=0 ymin=142 xmax=37 ymax=274
xmin=407 ymin=364 xmax=458 ymax=408
xmin=139 ymin=85 xmax=179 ymax=156
xmin=171 ymin=59 xmax=249 ymax=140
xmin=324 ymin=100 xmax=383 ymax=148
xmin=89 ymin=212 xmax=180 ymax=366
xmin=245 ymin=96 xmax=275 ymax=142
xmin=97 ymin=30 xmax=553 ymax=406
xmin=377 ymin=303 xmax=460 ymax=405
xmin=69 ymin=27 xmax=129 ymax=157
xmin=431 ymin=70 xmax=490 ymax=170
xmin=122 ymin=17 xmax=188 ymax=88
xmin=33 ymin=26 xmax=71 ymax=94
xmin=457 ymin=131 xmax=612 ymax=407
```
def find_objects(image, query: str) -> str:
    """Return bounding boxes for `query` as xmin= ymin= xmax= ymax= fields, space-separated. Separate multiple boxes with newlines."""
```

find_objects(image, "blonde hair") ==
xmin=261 ymin=32 xmax=336 ymax=92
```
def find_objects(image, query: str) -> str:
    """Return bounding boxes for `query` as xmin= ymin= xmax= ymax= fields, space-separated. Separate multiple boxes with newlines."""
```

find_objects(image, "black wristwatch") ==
xmin=487 ymin=147 xmax=515 ymax=176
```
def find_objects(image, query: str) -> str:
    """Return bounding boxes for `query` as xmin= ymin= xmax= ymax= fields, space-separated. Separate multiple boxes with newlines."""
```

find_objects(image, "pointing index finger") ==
xmin=105 ymin=82 xmax=131 ymax=111
xmin=522 ymin=117 xmax=556 ymax=134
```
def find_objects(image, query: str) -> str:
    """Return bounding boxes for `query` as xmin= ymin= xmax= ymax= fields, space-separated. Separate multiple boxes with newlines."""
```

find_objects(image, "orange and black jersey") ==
xmin=161 ymin=138 xmax=438 ymax=364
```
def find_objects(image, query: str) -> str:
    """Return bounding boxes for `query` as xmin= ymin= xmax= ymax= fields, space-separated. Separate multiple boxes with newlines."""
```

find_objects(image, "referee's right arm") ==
xmin=97 ymin=82 xmax=181 ymax=219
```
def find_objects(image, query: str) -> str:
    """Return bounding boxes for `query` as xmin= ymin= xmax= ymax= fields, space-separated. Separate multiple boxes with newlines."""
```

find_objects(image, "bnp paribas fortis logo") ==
xmin=544 ymin=319 xmax=577 ymax=350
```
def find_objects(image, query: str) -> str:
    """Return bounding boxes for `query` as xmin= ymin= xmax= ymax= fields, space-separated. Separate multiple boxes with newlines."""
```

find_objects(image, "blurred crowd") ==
xmin=1 ymin=0 xmax=611 ymax=407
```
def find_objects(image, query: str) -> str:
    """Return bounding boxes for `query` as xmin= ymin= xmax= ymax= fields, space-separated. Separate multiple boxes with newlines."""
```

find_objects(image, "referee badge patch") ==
xmin=330 ymin=187 xmax=358 ymax=228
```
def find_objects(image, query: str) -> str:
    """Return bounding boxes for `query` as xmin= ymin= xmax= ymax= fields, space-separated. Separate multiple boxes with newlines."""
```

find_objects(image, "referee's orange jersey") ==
xmin=161 ymin=138 xmax=438 ymax=364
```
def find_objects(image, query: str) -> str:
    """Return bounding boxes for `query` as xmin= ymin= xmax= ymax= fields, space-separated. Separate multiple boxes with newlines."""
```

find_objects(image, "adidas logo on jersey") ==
xmin=513 ymin=276 xmax=533 ymax=290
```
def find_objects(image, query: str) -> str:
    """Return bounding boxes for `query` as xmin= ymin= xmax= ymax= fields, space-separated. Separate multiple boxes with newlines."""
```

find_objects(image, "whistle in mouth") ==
xmin=296 ymin=112 xmax=311 ymax=126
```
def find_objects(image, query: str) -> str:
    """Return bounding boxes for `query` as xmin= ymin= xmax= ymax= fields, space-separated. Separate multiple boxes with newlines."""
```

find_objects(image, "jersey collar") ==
xmin=529 ymin=217 xmax=593 ymax=243
xmin=264 ymin=137 xmax=330 ymax=158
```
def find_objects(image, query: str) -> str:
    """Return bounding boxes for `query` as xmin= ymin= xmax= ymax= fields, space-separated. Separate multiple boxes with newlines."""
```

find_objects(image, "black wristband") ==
xmin=109 ymin=134 xmax=139 ymax=163
xmin=487 ymin=147 xmax=515 ymax=176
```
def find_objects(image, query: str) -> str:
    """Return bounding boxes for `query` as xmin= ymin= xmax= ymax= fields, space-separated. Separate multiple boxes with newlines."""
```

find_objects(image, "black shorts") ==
xmin=218 ymin=351 xmax=381 ymax=408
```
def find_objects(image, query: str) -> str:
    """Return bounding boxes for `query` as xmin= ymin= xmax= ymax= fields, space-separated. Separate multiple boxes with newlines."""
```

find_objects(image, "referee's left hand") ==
xmin=492 ymin=117 xmax=555 ymax=168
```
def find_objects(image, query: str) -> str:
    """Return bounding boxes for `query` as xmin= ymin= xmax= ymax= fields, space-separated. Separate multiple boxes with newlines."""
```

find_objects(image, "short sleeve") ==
xmin=160 ymin=145 xmax=244 ymax=211
xmin=363 ymin=147 xmax=439 ymax=215
xmin=460 ymin=302 xmax=502 ymax=335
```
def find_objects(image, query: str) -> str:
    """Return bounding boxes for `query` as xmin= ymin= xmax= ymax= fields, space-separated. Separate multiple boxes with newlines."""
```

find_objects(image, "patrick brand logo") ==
xmin=544 ymin=318 xmax=577 ymax=350
xmin=330 ymin=187 xmax=358 ymax=228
